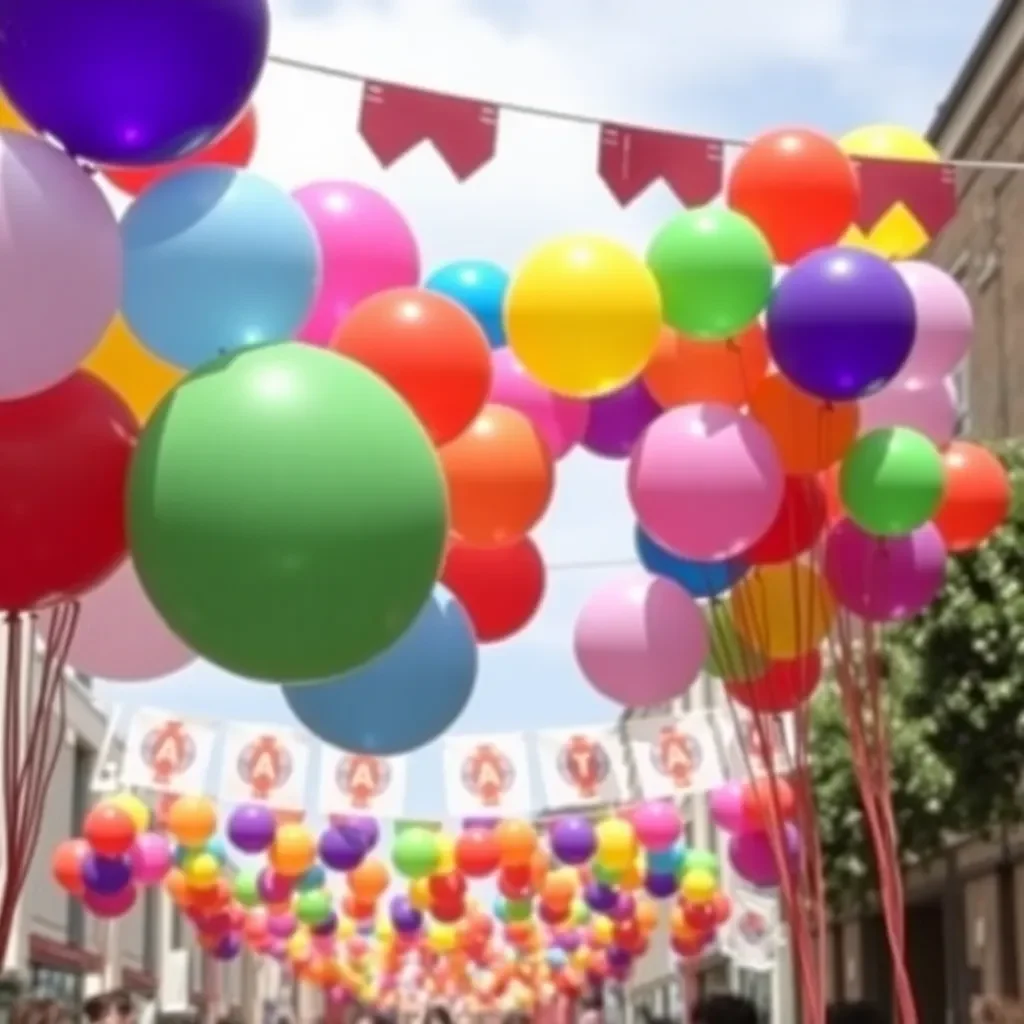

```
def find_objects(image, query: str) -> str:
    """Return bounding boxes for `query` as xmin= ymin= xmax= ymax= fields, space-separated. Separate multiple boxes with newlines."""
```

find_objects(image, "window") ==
xmin=736 ymin=968 xmax=771 ymax=1015
xmin=30 ymin=965 xmax=81 ymax=1007
xmin=68 ymin=743 xmax=93 ymax=948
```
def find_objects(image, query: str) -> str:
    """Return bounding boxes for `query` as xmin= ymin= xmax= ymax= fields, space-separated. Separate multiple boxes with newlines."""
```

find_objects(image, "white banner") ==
xmin=317 ymin=745 xmax=407 ymax=820
xmin=534 ymin=725 xmax=632 ymax=809
xmin=443 ymin=732 xmax=531 ymax=818
xmin=722 ymin=711 xmax=798 ymax=780
xmin=119 ymin=706 xmax=218 ymax=795
xmin=219 ymin=722 xmax=311 ymax=812
xmin=627 ymin=710 xmax=725 ymax=800
xmin=717 ymin=889 xmax=782 ymax=973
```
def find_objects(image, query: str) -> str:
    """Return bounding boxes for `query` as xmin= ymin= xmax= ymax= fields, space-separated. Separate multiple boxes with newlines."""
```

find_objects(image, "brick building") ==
xmin=826 ymin=1 xmax=1024 ymax=1018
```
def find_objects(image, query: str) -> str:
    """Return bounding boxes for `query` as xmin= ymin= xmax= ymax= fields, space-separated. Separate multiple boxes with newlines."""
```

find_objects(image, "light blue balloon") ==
xmin=426 ymin=260 xmax=509 ymax=348
xmin=297 ymin=865 xmax=327 ymax=892
xmin=283 ymin=587 xmax=477 ymax=756
xmin=204 ymin=836 xmax=229 ymax=864
xmin=636 ymin=525 xmax=748 ymax=598
xmin=648 ymin=840 xmax=687 ymax=877
xmin=546 ymin=949 xmax=568 ymax=968
xmin=122 ymin=167 xmax=321 ymax=369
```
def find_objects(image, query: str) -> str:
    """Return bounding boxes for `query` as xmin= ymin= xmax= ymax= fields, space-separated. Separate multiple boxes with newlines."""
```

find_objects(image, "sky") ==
xmin=95 ymin=0 xmax=998 ymax=820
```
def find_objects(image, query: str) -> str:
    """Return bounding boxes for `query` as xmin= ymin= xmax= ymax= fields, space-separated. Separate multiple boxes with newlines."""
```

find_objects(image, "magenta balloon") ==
xmin=709 ymin=782 xmax=746 ymax=833
xmin=574 ymin=573 xmax=708 ymax=708
xmin=489 ymin=348 xmax=589 ymax=459
xmin=628 ymin=403 xmax=784 ymax=560
xmin=39 ymin=560 xmax=194 ymax=681
xmin=892 ymin=262 xmax=972 ymax=390
xmin=129 ymin=832 xmax=173 ymax=885
xmin=859 ymin=377 xmax=958 ymax=446
xmin=0 ymin=133 xmax=122 ymax=400
xmin=84 ymin=883 xmax=137 ymax=919
xmin=824 ymin=518 xmax=946 ymax=622
xmin=293 ymin=182 xmax=420 ymax=344
xmin=728 ymin=824 xmax=799 ymax=888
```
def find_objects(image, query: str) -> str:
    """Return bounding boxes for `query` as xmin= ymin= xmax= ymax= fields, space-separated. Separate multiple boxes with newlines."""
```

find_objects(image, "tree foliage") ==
xmin=812 ymin=440 xmax=1024 ymax=903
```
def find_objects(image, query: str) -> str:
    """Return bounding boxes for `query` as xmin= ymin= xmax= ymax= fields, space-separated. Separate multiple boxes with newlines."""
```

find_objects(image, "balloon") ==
xmin=129 ymin=833 xmax=172 ymax=886
xmin=741 ymin=778 xmax=796 ymax=830
xmin=642 ymin=324 xmax=769 ymax=410
xmin=331 ymin=288 xmax=492 ymax=445
xmin=489 ymin=349 xmax=589 ymax=459
xmin=705 ymin=605 xmax=767 ymax=682
xmin=348 ymin=858 xmax=390 ymax=903
xmin=749 ymin=373 xmax=859 ymax=474
xmin=0 ymin=91 xmax=30 ymax=133
xmin=646 ymin=207 xmax=773 ymax=340
xmin=839 ymin=125 xmax=939 ymax=163
xmin=165 ymin=796 xmax=217 ymax=848
xmin=548 ymin=818 xmax=597 ymax=866
xmin=630 ymin=802 xmax=681 ymax=853
xmin=108 ymin=793 xmax=150 ymax=834
xmin=392 ymin=828 xmax=441 ymax=880
xmin=227 ymin=804 xmax=277 ymax=854
xmin=708 ymin=784 xmax=746 ymax=833
xmin=582 ymin=381 xmax=661 ymax=459
xmin=933 ymin=442 xmax=1010 ymax=552
xmin=891 ymin=263 xmax=973 ymax=390
xmin=84 ymin=885 xmax=137 ymax=919
xmin=0 ymin=0 xmax=267 ymax=165
xmin=745 ymin=476 xmax=826 ymax=565
xmin=258 ymin=870 xmax=293 ymax=906
xmin=825 ymin=519 xmax=946 ymax=622
xmin=628 ymin=403 xmax=784 ymax=561
xmin=635 ymin=528 xmax=747 ymax=599
xmin=725 ymin=651 xmax=822 ymax=713
xmin=840 ymin=427 xmax=945 ymax=536
xmin=52 ymin=838 xmax=89 ymax=894
xmin=441 ymin=536 xmax=545 ymax=643
xmin=574 ymin=573 xmax=707 ymax=708
xmin=294 ymin=182 xmax=420 ymax=344
xmin=41 ymin=560 xmax=192 ymax=682
xmin=821 ymin=464 xmax=843 ymax=526
xmin=728 ymin=825 xmax=799 ymax=888
xmin=270 ymin=824 xmax=317 ymax=878
xmin=426 ymin=261 xmax=509 ymax=348
xmin=454 ymin=829 xmax=501 ymax=878
xmin=495 ymin=821 xmax=537 ymax=867
xmin=122 ymin=168 xmax=320 ymax=369
xmin=728 ymin=128 xmax=858 ymax=264
xmin=731 ymin=564 xmax=836 ymax=660
xmin=859 ymin=378 xmax=958 ymax=447
xmin=595 ymin=819 xmax=637 ymax=871
xmin=282 ymin=588 xmax=477 ymax=756
xmin=504 ymin=235 xmax=661 ymax=398
xmin=0 ymin=134 xmax=121 ymax=400
xmin=318 ymin=826 xmax=366 ymax=872
xmin=766 ymin=248 xmax=916 ymax=401
xmin=344 ymin=817 xmax=380 ymax=852
xmin=213 ymin=935 xmax=242 ymax=961
xmin=83 ymin=853 xmax=133 ymax=895
xmin=440 ymin=406 xmax=554 ymax=547
xmin=104 ymin=107 xmax=257 ymax=196
xmin=233 ymin=871 xmax=261 ymax=908
xmin=83 ymin=804 xmax=136 ymax=858
xmin=128 ymin=343 xmax=447 ymax=682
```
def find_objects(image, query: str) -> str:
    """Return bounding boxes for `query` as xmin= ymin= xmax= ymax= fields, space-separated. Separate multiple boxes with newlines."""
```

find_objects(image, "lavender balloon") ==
xmin=389 ymin=895 xmax=423 ymax=934
xmin=549 ymin=816 xmax=597 ymax=865
xmin=583 ymin=882 xmax=618 ymax=913
xmin=824 ymin=519 xmax=946 ymax=622
xmin=318 ymin=825 xmax=366 ymax=871
xmin=644 ymin=872 xmax=679 ymax=899
xmin=728 ymin=824 xmax=800 ymax=889
xmin=227 ymin=803 xmax=276 ymax=853
xmin=340 ymin=816 xmax=380 ymax=851
xmin=213 ymin=934 xmax=242 ymax=961
xmin=583 ymin=380 xmax=661 ymax=459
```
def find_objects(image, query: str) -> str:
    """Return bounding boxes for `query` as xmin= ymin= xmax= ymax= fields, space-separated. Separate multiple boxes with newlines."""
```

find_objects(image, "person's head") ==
xmin=109 ymin=991 xmax=134 ymax=1024
xmin=11 ymin=998 xmax=72 ymax=1024
xmin=826 ymin=1001 xmax=890 ymax=1024
xmin=423 ymin=1007 xmax=453 ymax=1024
xmin=690 ymin=994 xmax=759 ymax=1024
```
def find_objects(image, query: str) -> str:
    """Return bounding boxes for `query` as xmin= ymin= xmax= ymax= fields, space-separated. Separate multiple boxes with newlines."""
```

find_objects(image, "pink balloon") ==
xmin=40 ymin=560 xmax=193 ymax=681
xmin=0 ymin=134 xmax=121 ymax=400
xmin=489 ymin=349 xmax=589 ymax=459
xmin=893 ymin=262 xmax=972 ymax=389
xmin=630 ymin=800 xmax=681 ymax=852
xmin=628 ymin=403 xmax=784 ymax=560
xmin=824 ymin=518 xmax=946 ymax=622
xmin=84 ymin=884 xmax=137 ymax=919
xmin=293 ymin=182 xmax=420 ymax=344
xmin=728 ymin=824 xmax=799 ymax=888
xmin=859 ymin=377 xmax=958 ymax=446
xmin=129 ymin=832 xmax=173 ymax=885
xmin=574 ymin=573 xmax=707 ymax=708
xmin=709 ymin=782 xmax=746 ymax=833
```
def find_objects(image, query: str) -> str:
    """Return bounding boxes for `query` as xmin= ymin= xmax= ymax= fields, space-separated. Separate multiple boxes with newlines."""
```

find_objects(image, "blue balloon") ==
xmin=296 ymin=865 xmax=327 ymax=892
xmin=426 ymin=260 xmax=509 ymax=348
xmin=636 ymin=525 xmax=747 ymax=598
xmin=122 ymin=167 xmax=320 ymax=369
xmin=283 ymin=587 xmax=477 ymax=756
xmin=204 ymin=837 xmax=229 ymax=864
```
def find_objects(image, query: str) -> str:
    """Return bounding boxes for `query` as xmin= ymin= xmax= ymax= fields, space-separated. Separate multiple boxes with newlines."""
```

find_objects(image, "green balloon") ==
xmin=294 ymin=887 xmax=333 ymax=926
xmin=591 ymin=862 xmax=622 ymax=885
xmin=705 ymin=605 xmax=766 ymax=682
xmin=391 ymin=826 xmax=440 ymax=879
xmin=233 ymin=869 xmax=261 ymax=908
xmin=840 ymin=427 xmax=944 ymax=536
xmin=682 ymin=849 xmax=719 ymax=880
xmin=128 ymin=343 xmax=448 ymax=682
xmin=646 ymin=206 xmax=773 ymax=340
xmin=505 ymin=898 xmax=533 ymax=922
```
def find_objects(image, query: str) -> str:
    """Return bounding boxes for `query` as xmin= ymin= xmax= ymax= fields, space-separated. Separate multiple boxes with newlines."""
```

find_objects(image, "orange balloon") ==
xmin=820 ymin=464 xmax=843 ymax=525
xmin=347 ymin=856 xmax=390 ymax=902
xmin=440 ymin=405 xmax=554 ymax=547
xmin=164 ymin=868 xmax=192 ymax=907
xmin=331 ymin=288 xmax=492 ymax=445
xmin=749 ymin=373 xmax=858 ymax=473
xmin=165 ymin=795 xmax=217 ymax=847
xmin=643 ymin=323 xmax=769 ymax=409
xmin=540 ymin=869 xmax=576 ymax=906
xmin=51 ymin=838 xmax=87 ymax=895
xmin=933 ymin=441 xmax=1010 ymax=552
xmin=269 ymin=823 xmax=317 ymax=877
xmin=494 ymin=819 xmax=538 ymax=867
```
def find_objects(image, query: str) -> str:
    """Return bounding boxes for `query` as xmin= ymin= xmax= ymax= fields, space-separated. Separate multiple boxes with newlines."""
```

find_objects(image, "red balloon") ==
xmin=52 ymin=838 xmax=89 ymax=895
xmin=83 ymin=804 xmax=137 ymax=857
xmin=454 ymin=828 xmax=501 ymax=878
xmin=727 ymin=128 xmax=860 ymax=265
xmin=0 ymin=372 xmax=136 ymax=610
xmin=84 ymin=884 xmax=137 ymax=919
xmin=431 ymin=897 xmax=466 ymax=923
xmin=725 ymin=651 xmax=822 ymax=713
xmin=740 ymin=777 xmax=796 ymax=829
xmin=441 ymin=536 xmax=545 ymax=642
xmin=103 ymin=107 xmax=258 ymax=196
xmin=429 ymin=872 xmax=467 ymax=903
xmin=746 ymin=476 xmax=826 ymax=565
xmin=933 ymin=441 xmax=1010 ymax=552
xmin=820 ymin=464 xmax=843 ymax=526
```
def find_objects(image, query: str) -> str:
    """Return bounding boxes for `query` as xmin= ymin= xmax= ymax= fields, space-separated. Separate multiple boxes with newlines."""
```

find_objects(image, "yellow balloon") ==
xmin=619 ymin=860 xmax=644 ymax=891
xmin=409 ymin=878 xmax=431 ymax=911
xmin=110 ymin=792 xmax=150 ymax=833
xmin=434 ymin=833 xmax=456 ymax=875
xmin=337 ymin=917 xmax=356 ymax=939
xmin=590 ymin=917 xmax=614 ymax=945
xmin=595 ymin=817 xmax=637 ymax=871
xmin=680 ymin=867 xmax=717 ymax=905
xmin=428 ymin=924 xmax=457 ymax=954
xmin=838 ymin=125 xmax=939 ymax=163
xmin=0 ymin=92 xmax=31 ymax=133
xmin=83 ymin=315 xmax=183 ymax=425
xmin=286 ymin=931 xmax=311 ymax=960
xmin=375 ymin=918 xmax=395 ymax=943
xmin=505 ymin=235 xmax=661 ymax=398
xmin=731 ymin=562 xmax=836 ymax=660
xmin=182 ymin=851 xmax=220 ymax=890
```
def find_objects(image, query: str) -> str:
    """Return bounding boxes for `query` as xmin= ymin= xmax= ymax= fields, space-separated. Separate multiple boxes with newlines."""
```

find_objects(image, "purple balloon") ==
xmin=389 ymin=895 xmax=423 ymax=934
xmin=583 ymin=381 xmax=661 ymax=459
xmin=609 ymin=893 xmax=635 ymax=921
xmin=213 ymin=933 xmax=242 ymax=961
xmin=606 ymin=946 xmax=633 ymax=969
xmin=0 ymin=0 xmax=268 ymax=165
xmin=258 ymin=869 xmax=293 ymax=905
xmin=583 ymin=883 xmax=618 ymax=913
xmin=462 ymin=817 xmax=500 ymax=830
xmin=82 ymin=854 xmax=132 ymax=895
xmin=644 ymin=872 xmax=679 ymax=899
xmin=555 ymin=930 xmax=582 ymax=952
xmin=767 ymin=248 xmax=916 ymax=401
xmin=728 ymin=824 xmax=800 ymax=889
xmin=825 ymin=518 xmax=946 ymax=622
xmin=310 ymin=912 xmax=339 ymax=937
xmin=227 ymin=803 xmax=277 ymax=854
xmin=318 ymin=826 xmax=366 ymax=871
xmin=338 ymin=815 xmax=379 ymax=852
xmin=549 ymin=816 xmax=597 ymax=866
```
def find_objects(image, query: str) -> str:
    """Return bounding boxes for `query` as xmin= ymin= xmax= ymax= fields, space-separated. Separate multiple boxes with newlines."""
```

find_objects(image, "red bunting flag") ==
xmin=852 ymin=157 xmax=958 ymax=235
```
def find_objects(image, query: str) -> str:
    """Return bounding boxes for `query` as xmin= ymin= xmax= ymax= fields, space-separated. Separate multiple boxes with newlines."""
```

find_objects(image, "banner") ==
xmin=443 ymin=732 xmax=532 ymax=818
xmin=119 ymin=706 xmax=218 ymax=795
xmin=534 ymin=725 xmax=632 ymax=809
xmin=318 ymin=745 xmax=407 ymax=820
xmin=219 ymin=721 xmax=312 ymax=813
xmin=627 ymin=711 xmax=725 ymax=800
